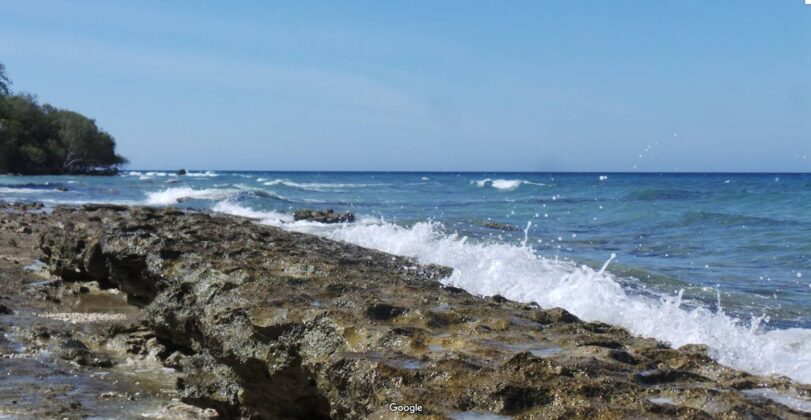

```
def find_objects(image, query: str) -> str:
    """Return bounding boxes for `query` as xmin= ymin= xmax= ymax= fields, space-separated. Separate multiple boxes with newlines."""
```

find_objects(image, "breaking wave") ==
xmin=143 ymin=186 xmax=334 ymax=206
xmin=472 ymin=178 xmax=546 ymax=191
xmin=210 ymin=202 xmax=811 ymax=384
xmin=212 ymin=201 xmax=293 ymax=223
xmin=261 ymin=178 xmax=385 ymax=191
xmin=144 ymin=187 xmax=237 ymax=205
xmin=126 ymin=170 xmax=218 ymax=180
xmin=185 ymin=171 xmax=219 ymax=177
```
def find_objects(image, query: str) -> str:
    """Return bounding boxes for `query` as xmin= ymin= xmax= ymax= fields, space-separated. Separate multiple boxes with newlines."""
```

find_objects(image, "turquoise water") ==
xmin=2 ymin=171 xmax=811 ymax=382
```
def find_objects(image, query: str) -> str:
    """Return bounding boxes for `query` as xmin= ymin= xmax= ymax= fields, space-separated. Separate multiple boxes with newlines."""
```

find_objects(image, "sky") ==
xmin=1 ymin=1 xmax=810 ymax=172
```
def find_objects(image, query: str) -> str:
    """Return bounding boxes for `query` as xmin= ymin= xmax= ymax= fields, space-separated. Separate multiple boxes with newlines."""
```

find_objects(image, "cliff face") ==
xmin=36 ymin=205 xmax=811 ymax=419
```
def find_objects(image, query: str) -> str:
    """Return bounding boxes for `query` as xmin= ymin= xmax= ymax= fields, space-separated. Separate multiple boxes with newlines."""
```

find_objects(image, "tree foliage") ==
xmin=0 ymin=63 xmax=10 ymax=96
xmin=0 ymin=64 xmax=126 ymax=174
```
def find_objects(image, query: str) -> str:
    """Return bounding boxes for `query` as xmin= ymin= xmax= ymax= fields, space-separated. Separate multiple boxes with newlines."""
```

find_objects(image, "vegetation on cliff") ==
xmin=0 ymin=63 xmax=126 ymax=175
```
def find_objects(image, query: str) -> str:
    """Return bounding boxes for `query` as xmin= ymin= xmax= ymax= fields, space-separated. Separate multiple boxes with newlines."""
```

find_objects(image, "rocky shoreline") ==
xmin=1 ymin=202 xmax=810 ymax=419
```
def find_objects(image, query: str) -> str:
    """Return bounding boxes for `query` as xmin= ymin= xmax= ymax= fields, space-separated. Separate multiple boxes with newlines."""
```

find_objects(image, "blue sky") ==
xmin=1 ymin=1 xmax=809 ymax=171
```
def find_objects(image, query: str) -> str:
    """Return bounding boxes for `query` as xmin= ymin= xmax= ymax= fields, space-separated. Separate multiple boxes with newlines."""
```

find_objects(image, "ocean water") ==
xmin=1 ymin=171 xmax=810 ymax=383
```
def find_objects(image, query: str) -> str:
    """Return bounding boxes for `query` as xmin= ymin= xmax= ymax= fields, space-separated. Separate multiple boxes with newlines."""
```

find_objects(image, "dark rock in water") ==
xmin=33 ymin=206 xmax=811 ymax=419
xmin=55 ymin=338 xmax=114 ymax=368
xmin=176 ymin=169 xmax=187 ymax=176
xmin=83 ymin=203 xmax=128 ymax=212
xmin=56 ymin=187 xmax=69 ymax=192
xmin=56 ymin=338 xmax=90 ymax=361
xmin=0 ymin=303 xmax=12 ymax=315
xmin=480 ymin=221 xmax=518 ymax=231
xmin=293 ymin=208 xmax=355 ymax=223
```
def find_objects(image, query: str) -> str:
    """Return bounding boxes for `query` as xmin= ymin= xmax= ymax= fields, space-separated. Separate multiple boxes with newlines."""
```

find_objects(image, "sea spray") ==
xmin=9 ymin=172 xmax=811 ymax=384
xmin=212 ymin=202 xmax=811 ymax=384
xmin=318 ymin=220 xmax=811 ymax=383
xmin=522 ymin=221 xmax=532 ymax=247
xmin=599 ymin=253 xmax=617 ymax=275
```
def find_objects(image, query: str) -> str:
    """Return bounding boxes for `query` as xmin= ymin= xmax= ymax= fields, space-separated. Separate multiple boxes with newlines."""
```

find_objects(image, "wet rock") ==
xmin=56 ymin=338 xmax=91 ymax=361
xmin=479 ymin=221 xmax=518 ymax=231
xmin=164 ymin=351 xmax=186 ymax=369
xmin=634 ymin=369 xmax=709 ymax=385
xmin=529 ymin=307 xmax=581 ymax=324
xmin=366 ymin=303 xmax=408 ymax=321
xmin=0 ymin=303 xmax=12 ymax=315
xmin=293 ymin=208 xmax=355 ymax=223
xmin=55 ymin=338 xmax=114 ymax=368
xmin=176 ymin=169 xmax=187 ymax=176
xmin=32 ymin=206 xmax=811 ymax=419
xmin=82 ymin=203 xmax=128 ymax=212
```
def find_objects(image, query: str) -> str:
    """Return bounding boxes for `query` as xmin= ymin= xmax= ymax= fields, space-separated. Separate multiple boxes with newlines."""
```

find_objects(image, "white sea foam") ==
xmin=210 ymin=202 xmax=811 ymax=384
xmin=212 ymin=201 xmax=292 ymax=223
xmin=132 ymin=171 xmax=176 ymax=180
xmin=0 ymin=187 xmax=53 ymax=194
xmin=145 ymin=187 xmax=236 ymax=205
xmin=262 ymin=178 xmax=383 ymax=191
xmin=312 ymin=222 xmax=811 ymax=383
xmin=143 ymin=185 xmax=325 ymax=206
xmin=130 ymin=171 xmax=215 ymax=179
xmin=473 ymin=178 xmax=545 ymax=190
xmin=185 ymin=171 xmax=219 ymax=177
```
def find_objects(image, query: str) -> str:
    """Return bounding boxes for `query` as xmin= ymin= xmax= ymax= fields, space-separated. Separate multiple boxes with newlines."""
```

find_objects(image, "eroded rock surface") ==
xmin=29 ymin=205 xmax=811 ymax=419
xmin=293 ymin=209 xmax=355 ymax=224
xmin=0 ymin=202 xmax=214 ymax=419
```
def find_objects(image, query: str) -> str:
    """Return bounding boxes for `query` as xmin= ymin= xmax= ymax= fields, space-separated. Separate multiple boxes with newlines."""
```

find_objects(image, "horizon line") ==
xmin=125 ymin=169 xmax=811 ymax=175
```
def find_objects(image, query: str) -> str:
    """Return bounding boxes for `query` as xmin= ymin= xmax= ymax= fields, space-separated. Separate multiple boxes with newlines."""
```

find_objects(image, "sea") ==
xmin=1 ymin=171 xmax=810 ymax=383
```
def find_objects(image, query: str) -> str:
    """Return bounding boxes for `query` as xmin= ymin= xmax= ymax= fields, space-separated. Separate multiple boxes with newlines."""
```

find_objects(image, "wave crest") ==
xmin=210 ymin=203 xmax=811 ymax=384
xmin=262 ymin=178 xmax=384 ymax=191
xmin=472 ymin=178 xmax=545 ymax=190
xmin=144 ymin=187 xmax=236 ymax=205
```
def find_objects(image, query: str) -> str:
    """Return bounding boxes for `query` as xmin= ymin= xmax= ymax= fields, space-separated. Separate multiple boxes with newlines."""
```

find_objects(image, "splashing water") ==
xmin=269 ymin=217 xmax=811 ymax=383
xmin=4 ymin=171 xmax=811 ymax=383
xmin=522 ymin=221 xmax=532 ymax=247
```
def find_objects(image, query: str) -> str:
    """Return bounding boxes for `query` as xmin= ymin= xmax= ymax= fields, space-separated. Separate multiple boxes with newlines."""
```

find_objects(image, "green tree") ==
xmin=56 ymin=110 xmax=126 ymax=172
xmin=0 ymin=62 xmax=126 ymax=174
xmin=0 ymin=63 xmax=10 ymax=96
xmin=0 ymin=72 xmax=127 ymax=174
